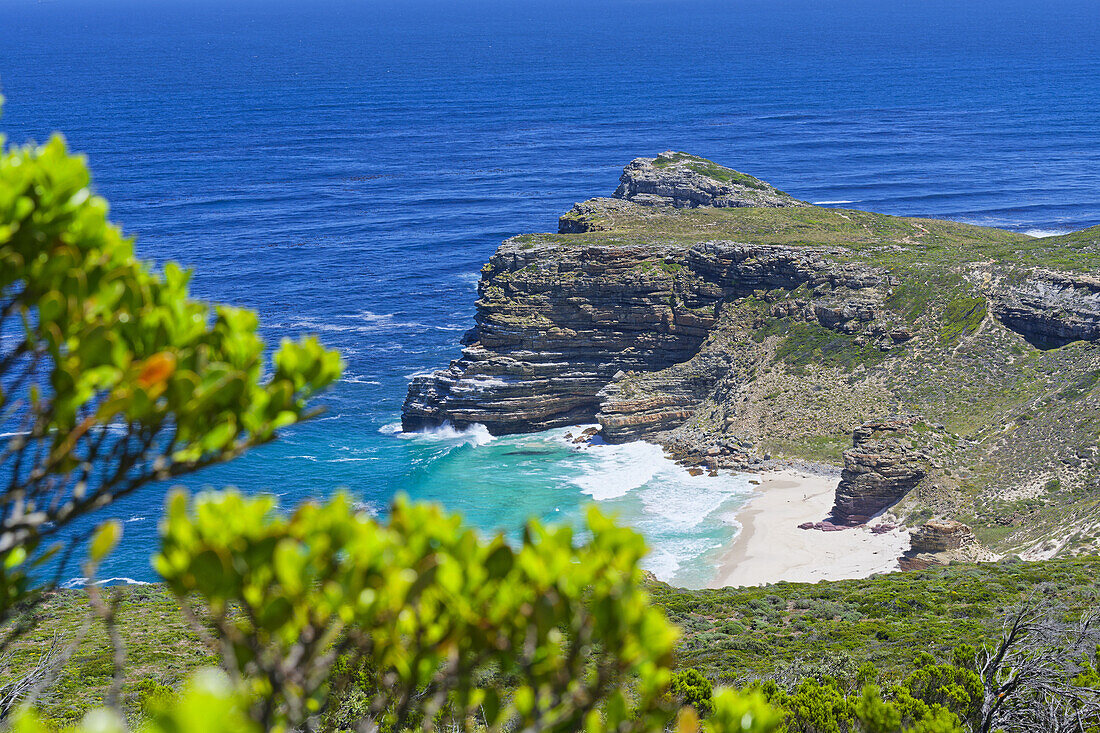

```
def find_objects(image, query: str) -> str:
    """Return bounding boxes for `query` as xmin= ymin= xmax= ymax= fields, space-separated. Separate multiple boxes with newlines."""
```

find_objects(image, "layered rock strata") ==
xmin=985 ymin=269 xmax=1100 ymax=348
xmin=402 ymin=240 xmax=892 ymax=435
xmin=898 ymin=520 xmax=981 ymax=570
xmin=829 ymin=418 xmax=928 ymax=526
xmin=909 ymin=520 xmax=977 ymax=553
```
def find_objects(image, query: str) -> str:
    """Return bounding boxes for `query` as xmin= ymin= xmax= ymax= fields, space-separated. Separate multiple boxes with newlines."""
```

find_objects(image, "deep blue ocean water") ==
xmin=2 ymin=0 xmax=1099 ymax=587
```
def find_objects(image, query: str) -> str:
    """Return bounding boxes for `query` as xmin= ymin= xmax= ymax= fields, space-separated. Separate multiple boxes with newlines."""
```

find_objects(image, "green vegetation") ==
xmin=650 ymin=556 xmax=1100 ymax=682
xmin=650 ymin=152 xmax=774 ymax=191
xmin=153 ymin=490 xmax=682 ymax=732
xmin=1 ymin=587 xmax=213 ymax=725
xmin=536 ymin=204 xmax=1028 ymax=256
xmin=538 ymin=199 xmax=1100 ymax=273
xmin=10 ymin=555 xmax=1100 ymax=732
xmin=5 ymin=497 xmax=785 ymax=733
xmin=1058 ymin=369 xmax=1100 ymax=400
xmin=938 ymin=296 xmax=987 ymax=344
xmin=0 ymin=127 xmax=342 ymax=626
xmin=756 ymin=319 xmax=888 ymax=374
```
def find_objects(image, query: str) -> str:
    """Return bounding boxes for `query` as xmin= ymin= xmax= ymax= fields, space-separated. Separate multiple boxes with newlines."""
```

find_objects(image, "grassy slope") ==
xmin=545 ymin=201 xmax=1100 ymax=272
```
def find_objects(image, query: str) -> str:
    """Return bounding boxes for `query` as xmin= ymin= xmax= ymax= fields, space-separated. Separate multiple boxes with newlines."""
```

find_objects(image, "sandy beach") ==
xmin=711 ymin=468 xmax=910 ymax=588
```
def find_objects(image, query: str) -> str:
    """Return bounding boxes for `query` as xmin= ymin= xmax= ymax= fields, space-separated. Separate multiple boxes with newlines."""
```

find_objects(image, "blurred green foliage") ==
xmin=155 ymin=489 xmax=680 ymax=731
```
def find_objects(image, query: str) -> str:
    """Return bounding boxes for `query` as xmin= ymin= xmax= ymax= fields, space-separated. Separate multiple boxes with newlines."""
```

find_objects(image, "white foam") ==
xmin=343 ymin=376 xmax=382 ymax=385
xmin=353 ymin=501 xmax=382 ymax=516
xmin=1023 ymin=228 xmax=1071 ymax=238
xmin=570 ymin=440 xmax=752 ymax=517
xmin=458 ymin=272 xmax=481 ymax=288
xmin=378 ymin=422 xmax=403 ymax=435
xmin=554 ymin=432 xmax=754 ymax=585
xmin=61 ymin=577 xmax=152 ymax=589
xmin=277 ymin=311 xmax=424 ymax=335
xmin=398 ymin=422 xmax=495 ymax=447
xmin=637 ymin=474 xmax=746 ymax=531
xmin=813 ymin=200 xmax=855 ymax=205
xmin=642 ymin=548 xmax=682 ymax=579
xmin=308 ymin=413 xmax=344 ymax=422
xmin=569 ymin=441 xmax=666 ymax=500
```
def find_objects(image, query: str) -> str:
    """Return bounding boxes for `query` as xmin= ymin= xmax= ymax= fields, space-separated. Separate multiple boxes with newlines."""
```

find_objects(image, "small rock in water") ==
xmin=798 ymin=522 xmax=815 ymax=530
xmin=688 ymin=467 xmax=704 ymax=476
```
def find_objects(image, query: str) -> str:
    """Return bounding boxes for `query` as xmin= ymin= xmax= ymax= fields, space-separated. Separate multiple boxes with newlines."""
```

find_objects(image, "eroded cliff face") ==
xmin=984 ymin=268 xmax=1100 ymax=348
xmin=402 ymin=241 xmax=718 ymax=434
xmin=402 ymin=153 xmax=1100 ymax=557
xmin=403 ymin=238 xmax=896 ymax=437
xmin=898 ymin=520 xmax=989 ymax=571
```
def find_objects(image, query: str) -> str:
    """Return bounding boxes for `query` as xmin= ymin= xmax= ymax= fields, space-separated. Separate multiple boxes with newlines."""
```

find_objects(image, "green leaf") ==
xmin=89 ymin=520 xmax=122 ymax=563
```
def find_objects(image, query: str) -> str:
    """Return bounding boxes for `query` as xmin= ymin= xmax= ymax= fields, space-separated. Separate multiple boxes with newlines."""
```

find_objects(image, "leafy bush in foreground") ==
xmin=0 ymin=108 xmax=341 ymax=633
xmin=154 ymin=490 xmax=679 ymax=731
xmin=12 ymin=490 xmax=785 ymax=732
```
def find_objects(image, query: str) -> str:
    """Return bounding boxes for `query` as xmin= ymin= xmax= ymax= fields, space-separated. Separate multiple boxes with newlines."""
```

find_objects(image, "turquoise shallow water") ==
xmin=1 ymin=0 xmax=1099 ymax=587
xmin=390 ymin=424 xmax=755 ymax=588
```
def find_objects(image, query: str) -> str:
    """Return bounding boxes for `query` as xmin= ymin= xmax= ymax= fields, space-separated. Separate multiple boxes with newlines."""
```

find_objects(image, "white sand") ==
xmin=711 ymin=468 xmax=910 ymax=588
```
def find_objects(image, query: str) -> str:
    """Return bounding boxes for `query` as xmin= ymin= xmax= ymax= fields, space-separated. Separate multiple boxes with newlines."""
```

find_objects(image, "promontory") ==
xmin=403 ymin=151 xmax=1100 ymax=564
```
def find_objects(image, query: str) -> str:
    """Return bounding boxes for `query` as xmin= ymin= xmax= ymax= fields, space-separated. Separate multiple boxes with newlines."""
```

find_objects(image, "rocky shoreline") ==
xmin=403 ymin=151 xmax=1100 ymax=564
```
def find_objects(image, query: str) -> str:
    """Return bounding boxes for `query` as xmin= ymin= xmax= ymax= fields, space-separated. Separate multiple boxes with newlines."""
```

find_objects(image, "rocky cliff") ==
xmin=403 ymin=153 xmax=1100 ymax=558
xmin=984 ymin=268 xmax=1100 ymax=348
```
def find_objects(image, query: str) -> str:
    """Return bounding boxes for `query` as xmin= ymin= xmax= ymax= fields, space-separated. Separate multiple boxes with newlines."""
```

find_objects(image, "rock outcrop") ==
xmin=898 ymin=520 xmax=980 ymax=570
xmin=830 ymin=418 xmax=928 ymax=526
xmin=558 ymin=198 xmax=640 ymax=234
xmin=401 ymin=241 xmax=718 ymax=434
xmin=986 ymin=269 xmax=1100 ymax=348
xmin=909 ymin=520 xmax=977 ymax=553
xmin=612 ymin=152 xmax=808 ymax=209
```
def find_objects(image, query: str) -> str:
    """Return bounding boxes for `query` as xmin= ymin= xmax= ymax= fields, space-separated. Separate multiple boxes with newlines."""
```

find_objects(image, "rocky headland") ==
xmin=403 ymin=151 xmax=1100 ymax=563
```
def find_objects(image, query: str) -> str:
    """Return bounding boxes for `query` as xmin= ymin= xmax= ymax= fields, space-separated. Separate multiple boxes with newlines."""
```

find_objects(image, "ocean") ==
xmin=1 ymin=0 xmax=1098 ymax=588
